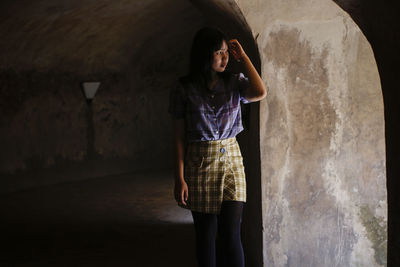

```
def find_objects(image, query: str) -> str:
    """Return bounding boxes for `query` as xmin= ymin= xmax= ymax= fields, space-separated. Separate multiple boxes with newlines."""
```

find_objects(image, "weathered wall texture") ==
xmin=331 ymin=1 xmax=399 ymax=265
xmin=0 ymin=0 xmax=204 ymax=190
xmin=235 ymin=0 xmax=387 ymax=266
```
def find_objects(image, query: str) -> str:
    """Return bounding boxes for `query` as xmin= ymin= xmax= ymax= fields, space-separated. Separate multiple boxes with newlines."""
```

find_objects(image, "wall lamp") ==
xmin=81 ymin=82 xmax=100 ymax=104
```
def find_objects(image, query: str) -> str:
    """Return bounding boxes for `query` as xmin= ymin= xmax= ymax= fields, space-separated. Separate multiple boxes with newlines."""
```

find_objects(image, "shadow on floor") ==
xmin=0 ymin=170 xmax=196 ymax=266
xmin=1 ymin=222 xmax=195 ymax=267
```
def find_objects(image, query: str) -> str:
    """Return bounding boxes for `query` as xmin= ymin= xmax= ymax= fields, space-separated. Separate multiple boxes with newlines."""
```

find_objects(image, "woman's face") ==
xmin=212 ymin=40 xmax=229 ymax=73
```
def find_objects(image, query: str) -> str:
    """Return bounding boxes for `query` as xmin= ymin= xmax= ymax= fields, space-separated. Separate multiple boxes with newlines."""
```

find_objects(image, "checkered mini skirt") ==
xmin=180 ymin=137 xmax=246 ymax=214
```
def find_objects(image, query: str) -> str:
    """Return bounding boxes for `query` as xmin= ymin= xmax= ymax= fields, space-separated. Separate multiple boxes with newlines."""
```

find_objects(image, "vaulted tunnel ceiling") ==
xmin=0 ymin=0 xmax=205 ymax=74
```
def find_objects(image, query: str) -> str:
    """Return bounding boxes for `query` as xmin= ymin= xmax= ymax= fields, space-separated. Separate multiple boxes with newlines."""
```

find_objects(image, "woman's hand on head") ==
xmin=228 ymin=39 xmax=247 ymax=62
xmin=174 ymin=179 xmax=188 ymax=206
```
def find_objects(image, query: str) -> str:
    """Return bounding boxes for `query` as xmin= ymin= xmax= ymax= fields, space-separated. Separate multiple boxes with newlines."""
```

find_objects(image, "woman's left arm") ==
xmin=228 ymin=39 xmax=267 ymax=102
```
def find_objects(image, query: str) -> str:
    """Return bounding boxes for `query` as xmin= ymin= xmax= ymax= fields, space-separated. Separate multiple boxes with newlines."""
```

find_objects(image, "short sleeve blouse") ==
xmin=168 ymin=72 xmax=251 ymax=142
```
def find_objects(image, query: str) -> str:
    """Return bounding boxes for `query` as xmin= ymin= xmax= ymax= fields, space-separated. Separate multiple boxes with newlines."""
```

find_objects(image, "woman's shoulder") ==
xmin=221 ymin=71 xmax=247 ymax=81
xmin=226 ymin=72 xmax=247 ymax=80
xmin=221 ymin=72 xmax=247 ymax=88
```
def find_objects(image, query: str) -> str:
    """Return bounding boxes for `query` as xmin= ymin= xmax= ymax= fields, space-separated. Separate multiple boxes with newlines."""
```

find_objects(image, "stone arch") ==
xmin=328 ymin=3 xmax=397 ymax=265
xmin=233 ymin=0 xmax=387 ymax=266
xmin=185 ymin=1 xmax=387 ymax=266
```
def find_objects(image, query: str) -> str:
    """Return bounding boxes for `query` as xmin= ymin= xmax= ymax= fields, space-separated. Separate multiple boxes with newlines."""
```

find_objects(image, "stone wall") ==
xmin=0 ymin=0 xmax=204 ymax=192
xmin=234 ymin=0 xmax=387 ymax=266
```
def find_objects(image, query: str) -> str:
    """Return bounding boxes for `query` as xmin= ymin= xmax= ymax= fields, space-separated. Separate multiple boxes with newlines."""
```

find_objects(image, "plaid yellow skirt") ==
xmin=180 ymin=137 xmax=246 ymax=214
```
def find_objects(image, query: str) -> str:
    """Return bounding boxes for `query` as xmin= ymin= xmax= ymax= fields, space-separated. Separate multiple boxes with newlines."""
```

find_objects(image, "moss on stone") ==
xmin=359 ymin=205 xmax=387 ymax=266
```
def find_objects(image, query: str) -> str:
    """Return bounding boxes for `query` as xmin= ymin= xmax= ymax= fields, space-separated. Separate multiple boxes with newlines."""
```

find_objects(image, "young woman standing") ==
xmin=168 ymin=27 xmax=266 ymax=267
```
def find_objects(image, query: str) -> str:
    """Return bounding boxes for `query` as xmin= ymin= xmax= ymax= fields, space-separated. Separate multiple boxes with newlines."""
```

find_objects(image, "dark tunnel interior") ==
xmin=0 ymin=0 xmax=399 ymax=266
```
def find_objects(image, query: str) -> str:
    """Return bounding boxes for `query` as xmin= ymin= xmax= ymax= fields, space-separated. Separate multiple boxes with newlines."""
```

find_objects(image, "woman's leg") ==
xmin=191 ymin=211 xmax=218 ymax=267
xmin=218 ymin=201 xmax=245 ymax=267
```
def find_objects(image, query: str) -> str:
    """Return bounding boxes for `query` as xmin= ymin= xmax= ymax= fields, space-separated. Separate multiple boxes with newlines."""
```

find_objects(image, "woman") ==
xmin=168 ymin=27 xmax=266 ymax=267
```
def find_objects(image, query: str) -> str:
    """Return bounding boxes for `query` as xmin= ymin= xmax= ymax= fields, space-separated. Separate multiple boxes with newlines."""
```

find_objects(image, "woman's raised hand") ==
xmin=228 ymin=39 xmax=247 ymax=62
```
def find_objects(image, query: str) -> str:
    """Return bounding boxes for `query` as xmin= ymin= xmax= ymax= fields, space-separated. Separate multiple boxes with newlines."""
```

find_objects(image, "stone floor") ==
xmin=0 ymin=170 xmax=196 ymax=266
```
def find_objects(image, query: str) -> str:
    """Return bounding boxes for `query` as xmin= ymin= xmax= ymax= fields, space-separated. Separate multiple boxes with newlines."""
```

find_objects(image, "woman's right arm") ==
xmin=172 ymin=118 xmax=188 ymax=205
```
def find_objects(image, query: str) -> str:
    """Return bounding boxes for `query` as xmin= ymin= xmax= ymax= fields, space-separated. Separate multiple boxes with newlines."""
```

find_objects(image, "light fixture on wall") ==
xmin=81 ymin=81 xmax=100 ymax=159
xmin=81 ymin=82 xmax=100 ymax=104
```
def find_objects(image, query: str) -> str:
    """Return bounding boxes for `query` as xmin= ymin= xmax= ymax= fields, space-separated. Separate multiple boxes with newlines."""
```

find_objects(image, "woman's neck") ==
xmin=208 ymin=72 xmax=219 ymax=90
xmin=211 ymin=71 xmax=218 ymax=82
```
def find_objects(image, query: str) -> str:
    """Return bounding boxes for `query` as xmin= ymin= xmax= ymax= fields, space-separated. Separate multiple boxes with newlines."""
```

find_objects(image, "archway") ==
xmin=0 ymin=0 xmax=391 ymax=266
xmin=330 ymin=2 xmax=398 ymax=265
xmin=233 ymin=0 xmax=387 ymax=266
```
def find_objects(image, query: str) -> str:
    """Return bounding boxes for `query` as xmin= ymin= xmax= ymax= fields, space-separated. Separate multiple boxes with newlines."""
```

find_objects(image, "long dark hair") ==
xmin=187 ymin=27 xmax=229 ymax=89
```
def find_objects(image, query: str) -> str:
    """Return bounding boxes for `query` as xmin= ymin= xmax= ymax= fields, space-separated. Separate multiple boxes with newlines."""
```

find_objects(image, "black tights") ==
xmin=191 ymin=201 xmax=244 ymax=267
